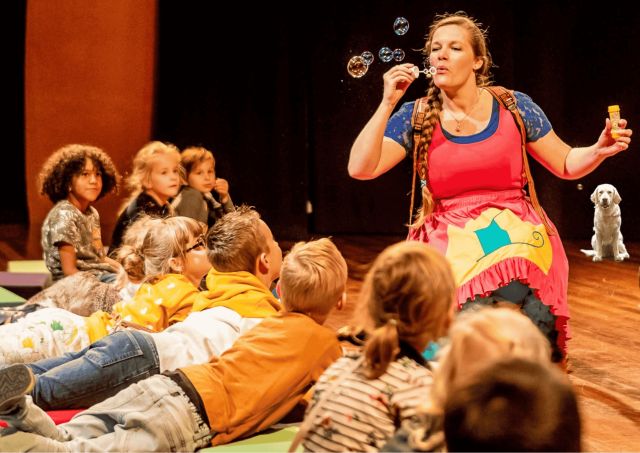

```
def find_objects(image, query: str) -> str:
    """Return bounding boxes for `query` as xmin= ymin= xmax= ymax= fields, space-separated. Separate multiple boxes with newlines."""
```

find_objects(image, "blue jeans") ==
xmin=27 ymin=329 xmax=160 ymax=410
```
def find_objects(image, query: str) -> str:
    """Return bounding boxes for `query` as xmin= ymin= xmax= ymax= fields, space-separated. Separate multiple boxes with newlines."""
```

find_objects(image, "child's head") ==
xmin=125 ymin=141 xmax=181 ymax=204
xmin=113 ymin=215 xmax=156 ymax=285
xmin=180 ymin=146 xmax=216 ymax=194
xmin=431 ymin=308 xmax=551 ymax=411
xmin=38 ymin=144 xmax=119 ymax=203
xmin=444 ymin=358 xmax=581 ymax=452
xmin=279 ymin=238 xmax=348 ymax=323
xmin=116 ymin=215 xmax=209 ymax=285
xmin=205 ymin=206 xmax=282 ymax=285
xmin=362 ymin=241 xmax=455 ymax=379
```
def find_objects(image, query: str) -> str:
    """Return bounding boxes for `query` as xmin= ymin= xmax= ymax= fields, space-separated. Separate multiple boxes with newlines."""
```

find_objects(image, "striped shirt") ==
xmin=302 ymin=345 xmax=433 ymax=452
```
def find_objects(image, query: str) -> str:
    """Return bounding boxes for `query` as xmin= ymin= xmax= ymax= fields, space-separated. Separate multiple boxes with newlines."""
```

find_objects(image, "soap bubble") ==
xmin=347 ymin=55 xmax=368 ymax=78
xmin=361 ymin=51 xmax=374 ymax=66
xmin=379 ymin=47 xmax=393 ymax=63
xmin=394 ymin=17 xmax=409 ymax=35
xmin=392 ymin=48 xmax=405 ymax=62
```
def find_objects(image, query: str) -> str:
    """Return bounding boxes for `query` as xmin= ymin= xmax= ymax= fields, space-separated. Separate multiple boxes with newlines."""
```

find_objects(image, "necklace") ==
xmin=448 ymin=89 xmax=482 ymax=132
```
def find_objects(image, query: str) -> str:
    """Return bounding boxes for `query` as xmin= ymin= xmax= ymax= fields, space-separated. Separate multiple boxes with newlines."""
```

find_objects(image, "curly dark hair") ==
xmin=38 ymin=144 xmax=120 ymax=203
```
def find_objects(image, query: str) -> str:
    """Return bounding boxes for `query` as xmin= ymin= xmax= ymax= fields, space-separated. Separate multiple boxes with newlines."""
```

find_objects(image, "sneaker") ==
xmin=0 ymin=364 xmax=35 ymax=413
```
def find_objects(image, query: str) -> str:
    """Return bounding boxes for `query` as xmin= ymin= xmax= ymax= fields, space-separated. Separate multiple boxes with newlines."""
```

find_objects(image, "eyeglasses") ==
xmin=185 ymin=235 xmax=206 ymax=253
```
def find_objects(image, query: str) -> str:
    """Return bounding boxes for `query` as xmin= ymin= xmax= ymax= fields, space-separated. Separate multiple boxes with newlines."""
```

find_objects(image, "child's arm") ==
xmin=58 ymin=242 xmax=80 ymax=276
xmin=92 ymin=223 xmax=121 ymax=271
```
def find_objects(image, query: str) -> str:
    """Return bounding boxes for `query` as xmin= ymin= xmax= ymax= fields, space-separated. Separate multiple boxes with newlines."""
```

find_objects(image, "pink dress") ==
xmin=407 ymin=104 xmax=569 ymax=352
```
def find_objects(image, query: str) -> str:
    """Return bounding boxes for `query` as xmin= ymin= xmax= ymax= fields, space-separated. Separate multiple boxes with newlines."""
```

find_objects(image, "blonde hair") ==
xmin=114 ymin=216 xmax=206 ymax=284
xmin=206 ymin=205 xmax=270 ymax=273
xmin=411 ymin=12 xmax=493 ymax=228
xmin=404 ymin=308 xmax=552 ymax=451
xmin=279 ymin=238 xmax=347 ymax=317
xmin=430 ymin=308 xmax=551 ymax=411
xmin=112 ymin=215 xmax=156 ymax=285
xmin=363 ymin=241 xmax=455 ymax=379
xmin=120 ymin=141 xmax=181 ymax=212
xmin=180 ymin=146 xmax=215 ymax=179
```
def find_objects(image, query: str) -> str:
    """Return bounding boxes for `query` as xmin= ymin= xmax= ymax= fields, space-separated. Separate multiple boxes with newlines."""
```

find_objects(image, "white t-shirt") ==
xmin=151 ymin=306 xmax=263 ymax=371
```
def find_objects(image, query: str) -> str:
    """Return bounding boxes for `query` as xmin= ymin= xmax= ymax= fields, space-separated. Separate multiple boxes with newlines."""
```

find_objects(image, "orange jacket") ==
xmin=180 ymin=312 xmax=341 ymax=446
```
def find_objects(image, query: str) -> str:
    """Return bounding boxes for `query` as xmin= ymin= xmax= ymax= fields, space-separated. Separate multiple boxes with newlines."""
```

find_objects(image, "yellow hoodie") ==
xmin=84 ymin=273 xmax=199 ymax=341
xmin=191 ymin=268 xmax=282 ymax=318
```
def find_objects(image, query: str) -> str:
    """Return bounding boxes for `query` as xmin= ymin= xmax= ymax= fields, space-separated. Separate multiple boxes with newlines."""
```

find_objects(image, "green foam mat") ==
xmin=0 ymin=286 xmax=26 ymax=305
xmin=202 ymin=426 xmax=299 ymax=452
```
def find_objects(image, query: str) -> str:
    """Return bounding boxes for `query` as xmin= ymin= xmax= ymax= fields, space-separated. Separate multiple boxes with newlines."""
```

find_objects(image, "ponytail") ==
xmin=364 ymin=318 xmax=400 ymax=379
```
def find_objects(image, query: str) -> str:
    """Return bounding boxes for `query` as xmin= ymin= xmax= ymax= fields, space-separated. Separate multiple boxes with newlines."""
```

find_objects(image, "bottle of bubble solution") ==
xmin=608 ymin=105 xmax=621 ymax=139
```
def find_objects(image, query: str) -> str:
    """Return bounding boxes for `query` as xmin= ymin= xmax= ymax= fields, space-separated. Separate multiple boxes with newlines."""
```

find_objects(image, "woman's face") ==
xmin=187 ymin=159 xmax=216 ymax=194
xmin=429 ymin=24 xmax=482 ymax=90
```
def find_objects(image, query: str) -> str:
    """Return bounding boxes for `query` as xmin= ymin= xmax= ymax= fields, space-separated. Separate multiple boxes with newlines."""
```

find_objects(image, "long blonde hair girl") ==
xmin=120 ymin=141 xmax=181 ymax=213
xmin=114 ymin=216 xmax=206 ymax=285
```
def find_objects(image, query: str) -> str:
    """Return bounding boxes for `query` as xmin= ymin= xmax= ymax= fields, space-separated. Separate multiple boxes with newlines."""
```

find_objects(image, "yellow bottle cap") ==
xmin=608 ymin=105 xmax=620 ymax=113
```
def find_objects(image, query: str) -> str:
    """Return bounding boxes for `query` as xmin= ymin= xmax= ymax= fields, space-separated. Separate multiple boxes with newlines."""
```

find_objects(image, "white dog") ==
xmin=580 ymin=183 xmax=629 ymax=262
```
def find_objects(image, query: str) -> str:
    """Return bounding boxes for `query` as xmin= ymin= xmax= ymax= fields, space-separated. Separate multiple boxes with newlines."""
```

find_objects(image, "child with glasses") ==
xmin=1 ymin=207 xmax=283 ymax=411
xmin=0 ymin=237 xmax=347 ymax=452
xmin=0 ymin=216 xmax=209 ymax=366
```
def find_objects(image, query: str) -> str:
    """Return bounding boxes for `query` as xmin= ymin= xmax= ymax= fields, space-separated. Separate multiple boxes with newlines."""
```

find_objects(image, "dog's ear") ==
xmin=613 ymin=187 xmax=622 ymax=204
xmin=590 ymin=187 xmax=599 ymax=204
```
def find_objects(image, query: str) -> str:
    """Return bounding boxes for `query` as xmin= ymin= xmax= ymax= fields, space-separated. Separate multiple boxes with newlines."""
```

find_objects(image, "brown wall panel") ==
xmin=25 ymin=0 xmax=156 ymax=252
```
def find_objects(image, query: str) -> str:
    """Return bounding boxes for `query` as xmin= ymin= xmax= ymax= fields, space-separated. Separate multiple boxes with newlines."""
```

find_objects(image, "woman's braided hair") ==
xmin=411 ymin=12 xmax=493 ymax=228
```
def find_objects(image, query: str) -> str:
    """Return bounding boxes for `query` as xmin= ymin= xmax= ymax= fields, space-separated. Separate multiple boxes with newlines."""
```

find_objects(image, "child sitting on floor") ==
xmin=0 ymin=216 xmax=209 ymax=365
xmin=443 ymin=357 xmax=581 ymax=452
xmin=381 ymin=308 xmax=554 ymax=452
xmin=172 ymin=146 xmax=235 ymax=227
xmin=0 ymin=237 xmax=347 ymax=452
xmin=20 ymin=207 xmax=282 ymax=411
xmin=109 ymin=141 xmax=181 ymax=254
xmin=291 ymin=241 xmax=455 ymax=452
xmin=39 ymin=144 xmax=121 ymax=282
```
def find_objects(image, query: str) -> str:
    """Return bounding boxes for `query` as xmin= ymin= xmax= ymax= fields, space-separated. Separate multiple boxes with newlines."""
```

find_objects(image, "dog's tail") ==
xmin=580 ymin=249 xmax=596 ymax=257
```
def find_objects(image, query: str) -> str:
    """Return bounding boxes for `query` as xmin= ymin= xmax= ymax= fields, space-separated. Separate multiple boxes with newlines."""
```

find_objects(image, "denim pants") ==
xmin=27 ymin=329 xmax=160 ymax=410
xmin=0 ymin=375 xmax=212 ymax=452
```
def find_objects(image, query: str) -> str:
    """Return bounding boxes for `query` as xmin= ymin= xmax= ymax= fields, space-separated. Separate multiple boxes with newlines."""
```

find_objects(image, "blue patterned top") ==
xmin=384 ymin=91 xmax=552 ymax=155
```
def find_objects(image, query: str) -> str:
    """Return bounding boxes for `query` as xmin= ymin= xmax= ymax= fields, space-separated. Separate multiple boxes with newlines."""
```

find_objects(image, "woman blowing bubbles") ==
xmin=348 ymin=12 xmax=632 ymax=364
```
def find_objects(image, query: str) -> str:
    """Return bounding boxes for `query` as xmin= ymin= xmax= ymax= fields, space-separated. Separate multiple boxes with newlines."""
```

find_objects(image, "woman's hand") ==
xmin=382 ymin=64 xmax=417 ymax=107
xmin=594 ymin=118 xmax=632 ymax=159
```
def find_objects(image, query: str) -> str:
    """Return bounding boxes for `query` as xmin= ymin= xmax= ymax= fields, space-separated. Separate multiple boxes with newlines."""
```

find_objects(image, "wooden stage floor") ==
xmin=1 ymin=226 xmax=639 ymax=451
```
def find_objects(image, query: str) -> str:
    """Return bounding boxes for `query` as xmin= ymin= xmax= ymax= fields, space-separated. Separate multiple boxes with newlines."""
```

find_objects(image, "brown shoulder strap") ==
xmin=409 ymin=97 xmax=429 ymax=225
xmin=484 ymin=86 xmax=556 ymax=235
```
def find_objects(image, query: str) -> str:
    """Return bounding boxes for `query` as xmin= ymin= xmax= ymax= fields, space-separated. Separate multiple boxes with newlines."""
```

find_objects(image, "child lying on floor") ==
xmin=0 ymin=216 xmax=208 ymax=365
xmin=22 ymin=207 xmax=282 ymax=410
xmin=0 ymin=237 xmax=348 ymax=452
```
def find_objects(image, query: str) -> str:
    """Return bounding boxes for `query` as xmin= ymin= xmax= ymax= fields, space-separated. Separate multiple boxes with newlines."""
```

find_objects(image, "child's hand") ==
xmin=214 ymin=178 xmax=230 ymax=203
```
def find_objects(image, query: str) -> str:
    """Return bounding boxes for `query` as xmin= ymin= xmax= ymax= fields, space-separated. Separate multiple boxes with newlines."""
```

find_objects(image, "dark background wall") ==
xmin=6 ymin=0 xmax=640 ymax=242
